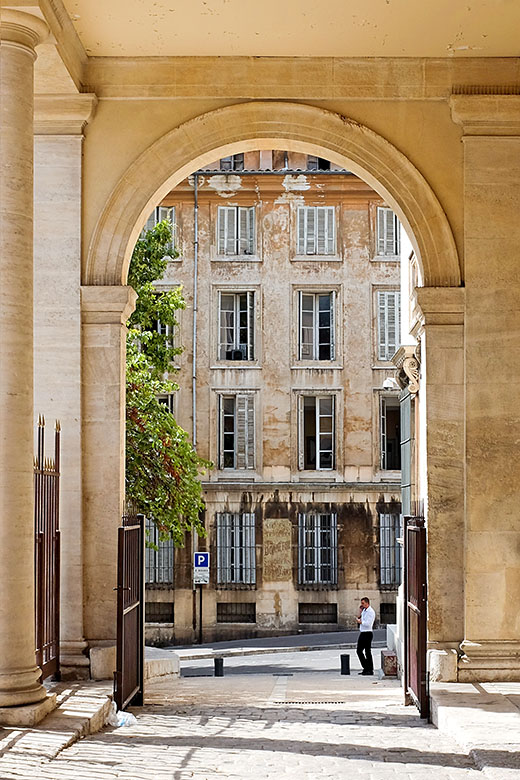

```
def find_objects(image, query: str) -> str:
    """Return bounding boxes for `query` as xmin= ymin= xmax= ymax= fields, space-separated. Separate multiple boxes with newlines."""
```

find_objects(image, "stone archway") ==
xmin=85 ymin=101 xmax=460 ymax=288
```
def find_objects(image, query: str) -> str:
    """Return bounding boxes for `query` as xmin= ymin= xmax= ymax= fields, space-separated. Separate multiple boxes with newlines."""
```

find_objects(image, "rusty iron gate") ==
xmin=404 ymin=515 xmax=429 ymax=718
xmin=114 ymin=509 xmax=145 ymax=710
xmin=34 ymin=417 xmax=61 ymax=681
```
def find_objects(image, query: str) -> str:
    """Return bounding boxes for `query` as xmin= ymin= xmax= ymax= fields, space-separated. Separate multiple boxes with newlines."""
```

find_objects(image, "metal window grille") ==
xmin=376 ymin=206 xmax=400 ymax=256
xmin=299 ymin=395 xmax=335 ymax=471
xmin=297 ymin=206 xmax=335 ymax=255
xmin=298 ymin=602 xmax=338 ymax=623
xmin=298 ymin=291 xmax=335 ymax=361
xmin=216 ymin=512 xmax=256 ymax=585
xmin=377 ymin=290 xmax=400 ymax=361
xmin=145 ymin=517 xmax=174 ymax=585
xmin=379 ymin=513 xmax=402 ymax=586
xmin=217 ymin=602 xmax=256 ymax=623
xmin=218 ymin=291 xmax=255 ymax=360
xmin=145 ymin=602 xmax=174 ymax=623
xmin=298 ymin=513 xmax=338 ymax=585
xmin=218 ymin=394 xmax=255 ymax=470
xmin=217 ymin=206 xmax=255 ymax=255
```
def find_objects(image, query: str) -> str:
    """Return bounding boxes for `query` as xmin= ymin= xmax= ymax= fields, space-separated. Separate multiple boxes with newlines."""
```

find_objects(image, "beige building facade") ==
xmin=145 ymin=154 xmax=402 ymax=644
xmin=1 ymin=0 xmax=520 ymax=721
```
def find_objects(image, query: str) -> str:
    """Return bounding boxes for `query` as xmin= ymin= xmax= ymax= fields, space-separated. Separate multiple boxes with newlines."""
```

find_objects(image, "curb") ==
xmin=171 ymin=641 xmax=386 ymax=662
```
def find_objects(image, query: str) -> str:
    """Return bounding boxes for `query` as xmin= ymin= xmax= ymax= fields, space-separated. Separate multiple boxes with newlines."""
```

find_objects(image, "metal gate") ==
xmin=114 ymin=509 xmax=145 ymax=710
xmin=34 ymin=418 xmax=61 ymax=681
xmin=404 ymin=515 xmax=429 ymax=718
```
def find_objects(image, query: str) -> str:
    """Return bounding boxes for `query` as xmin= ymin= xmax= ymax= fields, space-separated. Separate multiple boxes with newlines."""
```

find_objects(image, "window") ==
xmin=219 ymin=394 xmax=255 ymax=470
xmin=297 ymin=206 xmax=335 ymax=255
xmin=298 ymin=512 xmax=338 ymax=585
xmin=216 ymin=512 xmax=256 ymax=585
xmin=380 ymin=397 xmax=401 ymax=470
xmin=307 ymin=155 xmax=331 ymax=171
xmin=298 ymin=603 xmax=338 ymax=623
xmin=217 ymin=602 xmax=256 ymax=623
xmin=376 ymin=207 xmax=400 ymax=256
xmin=298 ymin=395 xmax=335 ymax=470
xmin=220 ymin=153 xmax=244 ymax=171
xmin=217 ymin=206 xmax=255 ymax=255
xmin=298 ymin=291 xmax=335 ymax=360
xmin=145 ymin=517 xmax=174 ymax=585
xmin=142 ymin=206 xmax=176 ymax=256
xmin=218 ymin=291 xmax=255 ymax=360
xmin=379 ymin=513 xmax=402 ymax=587
xmin=377 ymin=290 xmax=400 ymax=361
xmin=155 ymin=319 xmax=175 ymax=350
xmin=145 ymin=602 xmax=174 ymax=623
xmin=157 ymin=393 xmax=175 ymax=415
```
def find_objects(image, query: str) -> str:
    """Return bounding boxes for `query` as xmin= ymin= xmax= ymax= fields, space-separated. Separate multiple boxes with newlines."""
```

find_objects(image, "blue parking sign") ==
xmin=194 ymin=551 xmax=210 ymax=584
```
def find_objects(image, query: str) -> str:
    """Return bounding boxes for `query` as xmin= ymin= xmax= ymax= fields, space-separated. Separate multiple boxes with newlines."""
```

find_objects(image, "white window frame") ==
xmin=157 ymin=393 xmax=176 ymax=415
xmin=142 ymin=206 xmax=176 ymax=256
xmin=217 ymin=206 xmax=255 ymax=256
xmin=297 ymin=206 xmax=335 ymax=256
xmin=216 ymin=512 xmax=256 ymax=585
xmin=218 ymin=291 xmax=255 ymax=361
xmin=376 ymin=207 xmax=400 ymax=257
xmin=377 ymin=290 xmax=400 ymax=361
xmin=298 ymin=291 xmax=335 ymax=361
xmin=298 ymin=394 xmax=335 ymax=471
xmin=298 ymin=512 xmax=338 ymax=585
xmin=218 ymin=393 xmax=255 ymax=470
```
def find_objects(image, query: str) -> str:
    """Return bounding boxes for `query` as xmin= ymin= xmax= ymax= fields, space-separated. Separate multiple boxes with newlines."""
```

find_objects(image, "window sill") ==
xmin=291 ymin=255 xmax=342 ymax=262
xmin=296 ymin=471 xmax=341 ymax=481
xmin=212 ymin=254 xmax=262 ymax=263
xmin=211 ymin=363 xmax=262 ymax=370
xmin=371 ymin=254 xmax=400 ymax=262
xmin=378 ymin=470 xmax=402 ymax=481
xmin=291 ymin=364 xmax=343 ymax=370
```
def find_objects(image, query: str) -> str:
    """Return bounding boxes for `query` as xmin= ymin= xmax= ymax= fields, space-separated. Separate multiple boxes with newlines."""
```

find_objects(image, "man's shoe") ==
xmin=357 ymin=671 xmax=365 ymax=675
xmin=361 ymin=671 xmax=373 ymax=675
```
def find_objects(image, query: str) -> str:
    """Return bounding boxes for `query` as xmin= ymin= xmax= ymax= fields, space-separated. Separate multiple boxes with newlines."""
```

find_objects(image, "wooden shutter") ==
xmin=306 ymin=207 xmax=316 ymax=254
xmin=297 ymin=207 xmax=306 ymax=255
xmin=218 ymin=206 xmax=237 ymax=254
xmin=326 ymin=207 xmax=335 ymax=254
xmin=235 ymin=395 xmax=255 ymax=470
xmin=378 ymin=291 xmax=400 ymax=361
xmin=377 ymin=207 xmax=399 ymax=255
xmin=238 ymin=207 xmax=255 ymax=255
xmin=247 ymin=291 xmax=255 ymax=360
xmin=316 ymin=207 xmax=335 ymax=255
xmin=142 ymin=209 xmax=157 ymax=235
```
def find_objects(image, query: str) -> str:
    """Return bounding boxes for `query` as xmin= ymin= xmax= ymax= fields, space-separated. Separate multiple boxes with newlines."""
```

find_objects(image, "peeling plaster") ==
xmin=206 ymin=174 xmax=243 ymax=198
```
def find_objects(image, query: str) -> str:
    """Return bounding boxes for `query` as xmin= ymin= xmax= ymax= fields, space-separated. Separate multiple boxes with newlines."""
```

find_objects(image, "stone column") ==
xmin=451 ymin=96 xmax=520 ymax=681
xmin=81 ymin=286 xmax=136 ymax=658
xmin=411 ymin=287 xmax=465 ymax=682
xmin=33 ymin=95 xmax=97 ymax=678
xmin=0 ymin=10 xmax=49 ymax=709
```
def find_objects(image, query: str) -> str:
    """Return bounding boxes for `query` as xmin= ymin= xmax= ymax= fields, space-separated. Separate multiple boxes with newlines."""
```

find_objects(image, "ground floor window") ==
xmin=216 ymin=512 xmax=256 ymax=585
xmin=297 ymin=512 xmax=338 ymax=585
xmin=145 ymin=517 xmax=174 ymax=585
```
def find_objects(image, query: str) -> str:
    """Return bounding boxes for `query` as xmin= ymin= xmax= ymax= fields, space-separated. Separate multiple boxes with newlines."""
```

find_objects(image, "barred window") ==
xmin=376 ymin=207 xmax=400 ymax=256
xmin=379 ymin=513 xmax=402 ymax=586
xmin=216 ymin=512 xmax=256 ymax=585
xmin=298 ymin=512 xmax=338 ymax=585
xmin=218 ymin=394 xmax=255 ymax=470
xmin=218 ymin=291 xmax=255 ymax=361
xmin=297 ymin=206 xmax=335 ymax=255
xmin=217 ymin=206 xmax=255 ymax=255
xmin=145 ymin=517 xmax=174 ymax=585
xmin=298 ymin=291 xmax=335 ymax=361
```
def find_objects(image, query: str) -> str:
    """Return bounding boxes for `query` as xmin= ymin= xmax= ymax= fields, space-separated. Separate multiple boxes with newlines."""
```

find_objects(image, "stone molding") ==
xmin=81 ymin=285 xmax=137 ymax=325
xmin=411 ymin=286 xmax=465 ymax=338
xmin=459 ymin=640 xmax=520 ymax=680
xmin=392 ymin=345 xmax=420 ymax=395
xmin=85 ymin=101 xmax=461 ymax=289
xmin=0 ymin=9 xmax=49 ymax=53
xmin=34 ymin=93 xmax=98 ymax=135
xmin=450 ymin=94 xmax=520 ymax=136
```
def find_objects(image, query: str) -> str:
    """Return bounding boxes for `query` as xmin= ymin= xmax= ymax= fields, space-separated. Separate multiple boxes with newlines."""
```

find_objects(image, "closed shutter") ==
xmin=142 ymin=209 xmax=157 ymax=235
xmin=235 ymin=395 xmax=255 ymax=470
xmin=377 ymin=207 xmax=400 ymax=256
xmin=218 ymin=206 xmax=238 ymax=254
xmin=238 ymin=207 xmax=255 ymax=255
xmin=305 ymin=208 xmax=316 ymax=254
xmin=378 ymin=291 xmax=400 ymax=361
xmin=297 ymin=207 xmax=306 ymax=254
xmin=316 ymin=207 xmax=335 ymax=254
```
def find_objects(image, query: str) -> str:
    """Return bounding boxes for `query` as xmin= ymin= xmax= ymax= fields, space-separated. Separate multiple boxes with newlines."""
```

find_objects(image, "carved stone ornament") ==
xmin=392 ymin=345 xmax=420 ymax=395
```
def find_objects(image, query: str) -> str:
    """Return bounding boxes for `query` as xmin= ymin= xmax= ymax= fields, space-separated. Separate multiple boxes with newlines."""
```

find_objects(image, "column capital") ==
xmin=411 ymin=286 xmax=465 ymax=337
xmin=450 ymin=94 xmax=520 ymax=136
xmin=81 ymin=285 xmax=137 ymax=325
xmin=0 ymin=9 xmax=49 ymax=53
xmin=34 ymin=94 xmax=98 ymax=136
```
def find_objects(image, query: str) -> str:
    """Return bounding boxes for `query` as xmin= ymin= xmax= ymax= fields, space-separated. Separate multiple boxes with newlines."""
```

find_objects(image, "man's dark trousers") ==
xmin=356 ymin=631 xmax=374 ymax=674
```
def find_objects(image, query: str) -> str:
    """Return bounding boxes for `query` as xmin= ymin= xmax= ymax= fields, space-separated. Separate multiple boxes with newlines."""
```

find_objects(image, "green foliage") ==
xmin=126 ymin=219 xmax=210 ymax=544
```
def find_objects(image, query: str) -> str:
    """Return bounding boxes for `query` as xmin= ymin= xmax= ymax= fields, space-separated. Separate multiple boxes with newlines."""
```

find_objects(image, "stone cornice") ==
xmin=81 ymin=286 xmax=137 ymax=325
xmin=0 ymin=9 xmax=49 ymax=52
xmin=450 ymin=94 xmax=520 ymax=135
xmin=34 ymin=93 xmax=98 ymax=135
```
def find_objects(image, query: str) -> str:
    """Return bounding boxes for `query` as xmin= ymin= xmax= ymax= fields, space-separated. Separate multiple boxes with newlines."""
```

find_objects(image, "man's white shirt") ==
xmin=359 ymin=605 xmax=375 ymax=632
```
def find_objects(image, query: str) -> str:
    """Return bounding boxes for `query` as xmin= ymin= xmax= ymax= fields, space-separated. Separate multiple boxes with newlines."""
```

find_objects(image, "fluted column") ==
xmin=0 ymin=10 xmax=49 ymax=706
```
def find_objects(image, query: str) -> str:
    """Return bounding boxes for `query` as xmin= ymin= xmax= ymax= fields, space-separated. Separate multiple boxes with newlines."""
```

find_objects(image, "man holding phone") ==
xmin=356 ymin=597 xmax=376 ymax=675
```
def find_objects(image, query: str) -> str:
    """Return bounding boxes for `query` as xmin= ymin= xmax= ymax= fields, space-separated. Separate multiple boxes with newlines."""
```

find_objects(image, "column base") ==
xmin=60 ymin=639 xmax=91 ymax=680
xmin=0 ymin=667 xmax=48 ymax=708
xmin=428 ymin=647 xmax=459 ymax=682
xmin=0 ymin=693 xmax=57 ymax=727
xmin=459 ymin=640 xmax=520 ymax=682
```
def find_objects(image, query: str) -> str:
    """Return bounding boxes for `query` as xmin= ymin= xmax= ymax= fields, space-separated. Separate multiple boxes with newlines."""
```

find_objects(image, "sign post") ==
xmin=193 ymin=552 xmax=209 ymax=644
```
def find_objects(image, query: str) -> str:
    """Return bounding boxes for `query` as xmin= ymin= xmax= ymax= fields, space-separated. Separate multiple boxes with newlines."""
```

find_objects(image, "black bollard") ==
xmin=340 ymin=654 xmax=350 ymax=675
xmin=214 ymin=657 xmax=224 ymax=677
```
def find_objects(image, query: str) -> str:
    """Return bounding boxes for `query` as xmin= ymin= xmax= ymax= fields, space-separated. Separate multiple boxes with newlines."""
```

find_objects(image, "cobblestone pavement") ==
xmin=0 ymin=650 xmax=491 ymax=780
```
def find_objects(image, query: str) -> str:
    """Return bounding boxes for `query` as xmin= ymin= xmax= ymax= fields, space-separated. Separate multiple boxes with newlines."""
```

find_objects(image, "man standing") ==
xmin=356 ymin=597 xmax=376 ymax=675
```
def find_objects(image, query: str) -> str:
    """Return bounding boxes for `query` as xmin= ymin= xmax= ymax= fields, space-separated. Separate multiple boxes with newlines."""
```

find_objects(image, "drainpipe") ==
xmin=192 ymin=173 xmax=199 ymax=447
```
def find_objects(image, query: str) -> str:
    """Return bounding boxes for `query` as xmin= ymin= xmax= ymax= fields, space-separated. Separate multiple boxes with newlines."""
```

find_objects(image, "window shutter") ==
xmin=330 ymin=292 xmax=335 ymax=360
xmin=247 ymin=291 xmax=255 ymax=361
xmin=142 ymin=209 xmax=157 ymax=235
xmin=297 ymin=208 xmax=306 ymax=255
xmin=316 ymin=207 xmax=327 ymax=254
xmin=297 ymin=395 xmax=305 ymax=470
xmin=218 ymin=395 xmax=224 ymax=469
xmin=237 ymin=207 xmax=254 ymax=255
xmin=386 ymin=291 xmax=399 ymax=358
xmin=377 ymin=207 xmax=386 ymax=255
xmin=378 ymin=291 xmax=387 ymax=360
xmin=384 ymin=209 xmax=395 ymax=255
xmin=236 ymin=395 xmax=255 ymax=470
xmin=306 ymin=207 xmax=316 ymax=254
xmin=380 ymin=397 xmax=387 ymax=470
xmin=326 ymin=207 xmax=335 ymax=255
xmin=218 ymin=207 xmax=227 ymax=254
xmin=218 ymin=207 xmax=238 ymax=254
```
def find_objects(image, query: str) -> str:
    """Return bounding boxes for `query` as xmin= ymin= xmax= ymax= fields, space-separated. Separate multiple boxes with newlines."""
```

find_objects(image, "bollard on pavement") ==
xmin=340 ymin=654 xmax=350 ymax=675
xmin=214 ymin=657 xmax=224 ymax=677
